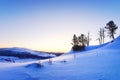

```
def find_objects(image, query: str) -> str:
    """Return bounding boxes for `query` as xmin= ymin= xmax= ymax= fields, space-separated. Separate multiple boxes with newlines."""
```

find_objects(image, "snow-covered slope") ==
xmin=100 ymin=36 xmax=120 ymax=49
xmin=0 ymin=36 xmax=120 ymax=80
xmin=65 ymin=41 xmax=110 ymax=55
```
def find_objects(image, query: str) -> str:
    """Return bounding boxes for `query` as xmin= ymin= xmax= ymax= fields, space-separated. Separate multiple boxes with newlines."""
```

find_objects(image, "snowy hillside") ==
xmin=0 ymin=36 xmax=120 ymax=80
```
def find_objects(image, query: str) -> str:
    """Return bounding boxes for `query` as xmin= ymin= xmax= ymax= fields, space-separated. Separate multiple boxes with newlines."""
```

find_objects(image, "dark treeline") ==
xmin=72 ymin=34 xmax=89 ymax=51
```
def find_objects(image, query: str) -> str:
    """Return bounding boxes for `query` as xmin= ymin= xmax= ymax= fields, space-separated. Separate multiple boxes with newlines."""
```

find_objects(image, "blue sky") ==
xmin=0 ymin=0 xmax=120 ymax=52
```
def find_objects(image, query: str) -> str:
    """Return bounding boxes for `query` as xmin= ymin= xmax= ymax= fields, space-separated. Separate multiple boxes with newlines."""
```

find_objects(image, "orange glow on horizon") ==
xmin=0 ymin=42 xmax=71 ymax=53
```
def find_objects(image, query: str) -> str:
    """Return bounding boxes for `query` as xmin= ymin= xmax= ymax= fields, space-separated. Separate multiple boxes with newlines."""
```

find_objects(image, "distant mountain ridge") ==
xmin=0 ymin=47 xmax=60 ymax=59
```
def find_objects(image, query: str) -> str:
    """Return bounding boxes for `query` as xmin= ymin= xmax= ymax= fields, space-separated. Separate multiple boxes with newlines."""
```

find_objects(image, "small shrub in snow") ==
xmin=48 ymin=58 xmax=52 ymax=64
xmin=61 ymin=59 xmax=67 ymax=63
xmin=26 ymin=63 xmax=44 ymax=68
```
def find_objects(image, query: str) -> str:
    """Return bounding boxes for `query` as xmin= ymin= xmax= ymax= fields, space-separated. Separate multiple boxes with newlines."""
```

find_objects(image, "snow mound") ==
xmin=26 ymin=63 xmax=44 ymax=68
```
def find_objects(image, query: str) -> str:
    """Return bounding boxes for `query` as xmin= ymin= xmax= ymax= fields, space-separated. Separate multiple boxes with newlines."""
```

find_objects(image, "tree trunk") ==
xmin=112 ymin=33 xmax=115 ymax=40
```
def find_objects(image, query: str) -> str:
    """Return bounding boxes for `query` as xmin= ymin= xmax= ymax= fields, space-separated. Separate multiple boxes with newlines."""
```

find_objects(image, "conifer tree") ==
xmin=72 ymin=34 xmax=79 ymax=46
xmin=72 ymin=34 xmax=88 ymax=51
xmin=105 ymin=20 xmax=118 ymax=40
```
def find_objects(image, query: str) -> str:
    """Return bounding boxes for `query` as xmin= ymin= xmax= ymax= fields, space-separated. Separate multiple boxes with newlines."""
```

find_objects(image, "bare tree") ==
xmin=87 ymin=32 xmax=90 ymax=46
xmin=102 ymin=28 xmax=105 ymax=43
xmin=98 ymin=28 xmax=105 ymax=44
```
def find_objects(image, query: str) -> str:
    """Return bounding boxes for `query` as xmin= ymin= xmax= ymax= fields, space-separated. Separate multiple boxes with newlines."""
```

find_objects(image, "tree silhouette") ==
xmin=72 ymin=34 xmax=87 ymax=51
xmin=78 ymin=34 xmax=87 ymax=47
xmin=72 ymin=34 xmax=79 ymax=51
xmin=72 ymin=34 xmax=79 ymax=46
xmin=105 ymin=20 xmax=118 ymax=40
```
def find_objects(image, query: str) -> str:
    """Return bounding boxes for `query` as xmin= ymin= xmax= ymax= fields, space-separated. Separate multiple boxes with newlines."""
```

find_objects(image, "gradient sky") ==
xmin=0 ymin=0 xmax=120 ymax=52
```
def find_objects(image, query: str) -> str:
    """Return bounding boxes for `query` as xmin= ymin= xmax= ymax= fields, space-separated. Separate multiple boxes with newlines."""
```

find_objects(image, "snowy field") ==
xmin=0 ymin=36 xmax=120 ymax=80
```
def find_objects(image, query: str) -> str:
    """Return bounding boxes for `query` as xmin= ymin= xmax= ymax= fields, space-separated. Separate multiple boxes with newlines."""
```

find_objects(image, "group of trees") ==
xmin=97 ymin=28 xmax=105 ymax=44
xmin=72 ymin=33 xmax=90 ymax=51
xmin=72 ymin=20 xmax=118 ymax=51
xmin=98 ymin=20 xmax=118 ymax=43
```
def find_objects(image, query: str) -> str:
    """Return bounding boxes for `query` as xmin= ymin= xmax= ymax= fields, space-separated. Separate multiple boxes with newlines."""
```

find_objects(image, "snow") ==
xmin=0 ymin=36 xmax=120 ymax=80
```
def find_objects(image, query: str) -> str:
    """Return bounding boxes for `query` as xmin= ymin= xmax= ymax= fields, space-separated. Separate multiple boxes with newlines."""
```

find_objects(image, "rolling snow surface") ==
xmin=0 ymin=36 xmax=120 ymax=80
